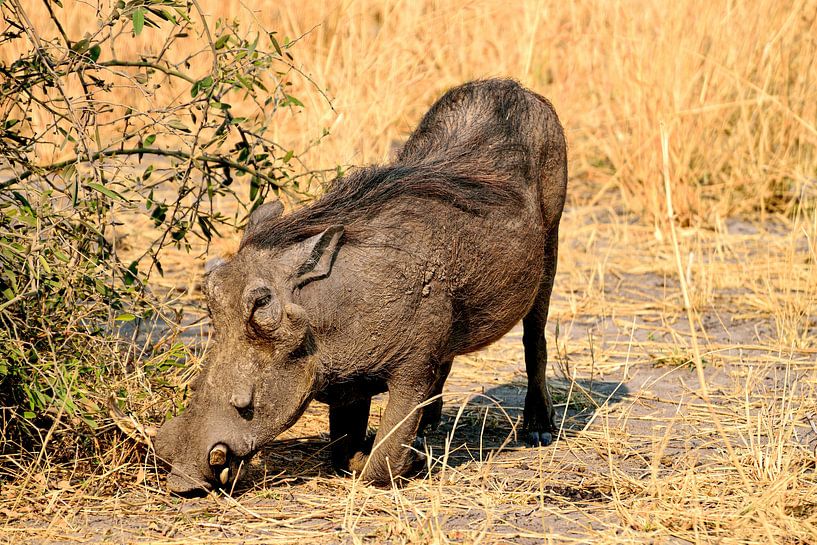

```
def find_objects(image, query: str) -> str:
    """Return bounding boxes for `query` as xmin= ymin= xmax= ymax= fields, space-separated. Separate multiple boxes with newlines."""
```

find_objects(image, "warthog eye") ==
xmin=245 ymin=284 xmax=282 ymax=336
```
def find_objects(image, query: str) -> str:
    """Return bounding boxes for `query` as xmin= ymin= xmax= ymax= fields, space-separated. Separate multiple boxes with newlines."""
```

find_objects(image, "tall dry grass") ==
xmin=10 ymin=0 xmax=817 ymax=223
xmin=4 ymin=2 xmax=817 ymax=543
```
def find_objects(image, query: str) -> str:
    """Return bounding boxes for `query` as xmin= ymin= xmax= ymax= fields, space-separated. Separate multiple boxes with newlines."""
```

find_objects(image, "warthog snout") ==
xmin=155 ymin=411 xmax=252 ymax=494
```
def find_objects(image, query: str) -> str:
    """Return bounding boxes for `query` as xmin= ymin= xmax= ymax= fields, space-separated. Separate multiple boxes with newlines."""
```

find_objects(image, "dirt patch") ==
xmin=3 ymin=206 xmax=816 ymax=544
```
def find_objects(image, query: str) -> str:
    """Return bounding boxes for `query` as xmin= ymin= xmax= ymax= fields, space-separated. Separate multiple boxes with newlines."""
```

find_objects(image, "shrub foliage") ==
xmin=0 ymin=0 xmax=322 ymax=460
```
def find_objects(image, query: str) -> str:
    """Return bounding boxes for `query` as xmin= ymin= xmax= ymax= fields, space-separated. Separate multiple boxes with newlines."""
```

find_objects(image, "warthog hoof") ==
xmin=525 ymin=431 xmax=553 ymax=447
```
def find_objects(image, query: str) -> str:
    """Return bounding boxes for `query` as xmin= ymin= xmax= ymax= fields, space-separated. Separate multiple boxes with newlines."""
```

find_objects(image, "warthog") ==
xmin=155 ymin=79 xmax=567 ymax=492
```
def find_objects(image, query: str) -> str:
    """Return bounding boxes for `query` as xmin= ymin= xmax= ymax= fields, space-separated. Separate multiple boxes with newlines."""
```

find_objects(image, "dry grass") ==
xmin=3 ymin=0 xmax=817 ymax=543
xmin=9 ymin=0 xmax=817 ymax=221
xmin=3 ymin=204 xmax=816 ymax=544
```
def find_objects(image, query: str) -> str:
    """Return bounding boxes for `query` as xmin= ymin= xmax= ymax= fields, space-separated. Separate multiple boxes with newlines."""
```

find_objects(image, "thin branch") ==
xmin=11 ymin=0 xmax=102 ymax=186
xmin=4 ymin=147 xmax=281 ymax=188
xmin=39 ymin=0 xmax=69 ymax=45
xmin=96 ymin=60 xmax=196 ymax=84
xmin=189 ymin=0 xmax=218 ymax=77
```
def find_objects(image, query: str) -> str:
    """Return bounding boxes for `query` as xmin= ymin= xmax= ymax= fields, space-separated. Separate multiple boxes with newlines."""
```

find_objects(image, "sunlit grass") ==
xmin=2 ymin=0 xmax=817 ymax=543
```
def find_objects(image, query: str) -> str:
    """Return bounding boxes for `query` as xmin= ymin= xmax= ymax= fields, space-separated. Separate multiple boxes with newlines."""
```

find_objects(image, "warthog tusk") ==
xmin=209 ymin=443 xmax=228 ymax=467
xmin=219 ymin=467 xmax=230 ymax=485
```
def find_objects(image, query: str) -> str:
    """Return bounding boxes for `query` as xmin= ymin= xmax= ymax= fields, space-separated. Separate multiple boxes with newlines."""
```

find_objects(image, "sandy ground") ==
xmin=3 ymin=204 xmax=816 ymax=544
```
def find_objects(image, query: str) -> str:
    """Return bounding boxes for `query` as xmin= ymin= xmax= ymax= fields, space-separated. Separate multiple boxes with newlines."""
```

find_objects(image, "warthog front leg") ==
xmin=349 ymin=373 xmax=433 ymax=485
xmin=329 ymin=397 xmax=372 ymax=472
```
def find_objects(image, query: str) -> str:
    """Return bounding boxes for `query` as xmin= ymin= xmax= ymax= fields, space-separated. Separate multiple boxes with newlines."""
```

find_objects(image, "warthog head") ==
xmin=155 ymin=201 xmax=344 ymax=493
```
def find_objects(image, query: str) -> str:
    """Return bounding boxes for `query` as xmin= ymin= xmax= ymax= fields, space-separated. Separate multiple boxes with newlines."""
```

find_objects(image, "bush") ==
xmin=0 ymin=0 xmax=326 ymax=466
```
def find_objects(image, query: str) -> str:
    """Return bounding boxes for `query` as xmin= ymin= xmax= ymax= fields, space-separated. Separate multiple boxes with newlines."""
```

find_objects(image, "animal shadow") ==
xmin=241 ymin=376 xmax=629 ymax=491
xmin=419 ymin=377 xmax=629 ymax=471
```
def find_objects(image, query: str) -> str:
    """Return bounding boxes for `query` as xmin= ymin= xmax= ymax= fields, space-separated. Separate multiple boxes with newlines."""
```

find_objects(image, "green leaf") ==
xmin=144 ymin=134 xmax=156 ymax=146
xmin=82 ymin=416 xmax=99 ymax=430
xmin=236 ymin=74 xmax=253 ymax=91
xmin=248 ymin=32 xmax=259 ymax=56
xmin=56 ymin=126 xmax=76 ymax=144
xmin=191 ymin=76 xmax=213 ymax=97
xmin=37 ymin=254 xmax=52 ymax=274
xmin=14 ymin=214 xmax=36 ymax=227
xmin=214 ymin=34 xmax=230 ymax=50
xmin=12 ymin=191 xmax=32 ymax=212
xmin=61 ymin=163 xmax=77 ymax=180
xmin=238 ymin=146 xmax=249 ymax=162
xmin=86 ymin=182 xmax=127 ymax=203
xmin=150 ymin=203 xmax=168 ymax=226
xmin=154 ymin=8 xmax=174 ymax=23
xmin=249 ymin=176 xmax=259 ymax=201
xmin=115 ymin=313 xmax=136 ymax=322
xmin=283 ymin=94 xmax=304 ymax=108
xmin=167 ymin=119 xmax=190 ymax=132
xmin=88 ymin=44 xmax=101 ymax=62
xmin=71 ymin=38 xmax=90 ymax=54
xmin=269 ymin=33 xmax=283 ymax=56
xmin=23 ymin=411 xmax=36 ymax=420
xmin=133 ymin=7 xmax=145 ymax=35
xmin=197 ymin=215 xmax=212 ymax=240
xmin=123 ymin=260 xmax=139 ymax=286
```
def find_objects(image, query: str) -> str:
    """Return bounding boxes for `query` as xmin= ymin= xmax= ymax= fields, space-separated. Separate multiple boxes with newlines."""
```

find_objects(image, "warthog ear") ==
xmin=293 ymin=226 xmax=345 ymax=288
xmin=204 ymin=257 xmax=226 ymax=275
xmin=241 ymin=200 xmax=284 ymax=244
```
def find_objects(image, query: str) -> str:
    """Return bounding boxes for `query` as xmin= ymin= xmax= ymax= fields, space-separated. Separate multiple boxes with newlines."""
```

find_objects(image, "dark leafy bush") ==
xmin=0 ymin=0 xmax=327 ymax=463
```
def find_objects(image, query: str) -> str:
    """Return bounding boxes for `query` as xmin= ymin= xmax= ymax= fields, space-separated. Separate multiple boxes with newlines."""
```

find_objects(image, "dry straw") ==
xmin=2 ymin=0 xmax=817 ymax=543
